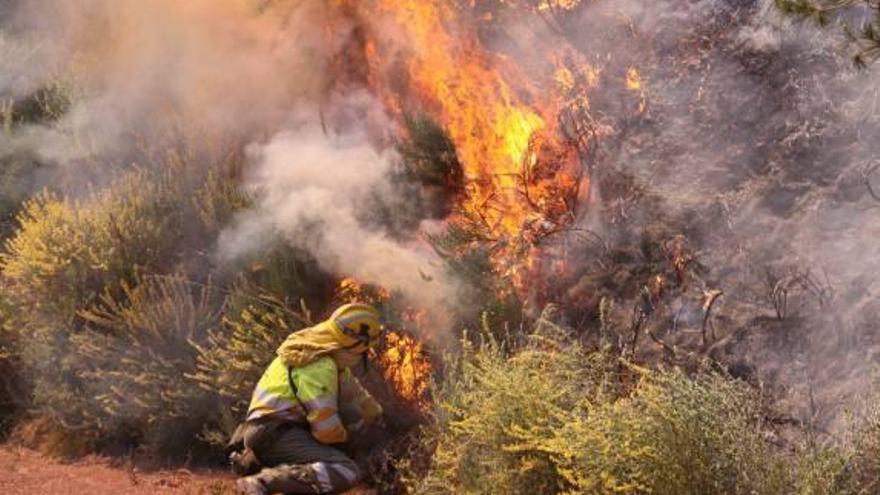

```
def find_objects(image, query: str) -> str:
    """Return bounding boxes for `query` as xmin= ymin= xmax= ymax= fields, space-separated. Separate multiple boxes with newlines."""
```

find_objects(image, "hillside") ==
xmin=2 ymin=1 xmax=880 ymax=494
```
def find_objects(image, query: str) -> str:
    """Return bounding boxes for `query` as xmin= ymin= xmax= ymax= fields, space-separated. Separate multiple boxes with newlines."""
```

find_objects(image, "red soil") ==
xmin=0 ymin=446 xmax=376 ymax=494
xmin=0 ymin=446 xmax=236 ymax=494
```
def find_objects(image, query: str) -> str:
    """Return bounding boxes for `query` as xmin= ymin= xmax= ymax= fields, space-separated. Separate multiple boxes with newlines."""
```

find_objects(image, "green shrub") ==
xmin=403 ymin=316 xmax=617 ymax=494
xmin=193 ymin=168 xmax=253 ymax=236
xmin=0 ymin=170 xmax=189 ymax=447
xmin=1 ymin=170 xmax=185 ymax=324
xmin=828 ymin=399 xmax=880 ymax=495
xmin=189 ymin=294 xmax=306 ymax=447
xmin=552 ymin=371 xmax=791 ymax=495
xmin=71 ymin=274 xmax=223 ymax=456
xmin=0 ymin=160 xmax=253 ymax=455
xmin=4 ymin=80 xmax=74 ymax=128
xmin=404 ymin=315 xmax=794 ymax=495
xmin=848 ymin=414 xmax=880 ymax=493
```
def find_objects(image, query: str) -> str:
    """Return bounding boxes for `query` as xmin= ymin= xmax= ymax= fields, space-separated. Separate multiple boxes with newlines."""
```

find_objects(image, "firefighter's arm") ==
xmin=293 ymin=357 xmax=348 ymax=444
xmin=339 ymin=368 xmax=383 ymax=428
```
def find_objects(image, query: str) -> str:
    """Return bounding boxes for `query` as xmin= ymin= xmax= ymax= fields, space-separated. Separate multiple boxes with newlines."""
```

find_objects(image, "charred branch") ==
xmin=863 ymin=160 xmax=880 ymax=202
xmin=701 ymin=289 xmax=723 ymax=346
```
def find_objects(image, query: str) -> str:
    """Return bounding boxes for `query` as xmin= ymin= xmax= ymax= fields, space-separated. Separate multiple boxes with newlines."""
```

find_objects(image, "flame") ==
xmin=371 ymin=0 xmax=547 ymax=237
xmin=336 ymin=277 xmax=390 ymax=304
xmin=330 ymin=0 xmax=586 ymax=243
xmin=626 ymin=66 xmax=648 ymax=114
xmin=334 ymin=278 xmax=432 ymax=409
xmin=538 ymin=0 xmax=582 ymax=11
xmin=625 ymin=67 xmax=642 ymax=91
xmin=377 ymin=329 xmax=432 ymax=409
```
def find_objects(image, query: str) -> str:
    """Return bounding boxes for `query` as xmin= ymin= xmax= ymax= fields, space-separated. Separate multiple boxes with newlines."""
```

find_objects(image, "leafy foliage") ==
xmin=190 ymin=294 xmax=306 ymax=447
xmin=404 ymin=315 xmax=802 ymax=495
xmin=71 ymin=274 xmax=223 ymax=457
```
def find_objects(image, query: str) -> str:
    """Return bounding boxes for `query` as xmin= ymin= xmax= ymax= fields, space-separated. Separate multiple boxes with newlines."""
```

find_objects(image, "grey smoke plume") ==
xmin=1 ymin=0 xmax=328 ymax=174
xmin=3 ymin=0 xmax=879 ymax=423
xmin=542 ymin=0 xmax=880 ymax=430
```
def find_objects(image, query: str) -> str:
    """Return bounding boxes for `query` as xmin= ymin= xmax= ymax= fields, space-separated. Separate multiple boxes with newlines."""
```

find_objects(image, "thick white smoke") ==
xmin=217 ymin=108 xmax=460 ymax=331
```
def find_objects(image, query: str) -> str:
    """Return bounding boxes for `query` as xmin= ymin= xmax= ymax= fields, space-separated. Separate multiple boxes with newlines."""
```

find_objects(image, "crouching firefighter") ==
xmin=229 ymin=303 xmax=385 ymax=495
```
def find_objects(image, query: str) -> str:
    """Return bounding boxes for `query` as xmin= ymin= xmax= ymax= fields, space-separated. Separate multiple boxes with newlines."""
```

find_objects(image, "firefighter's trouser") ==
xmin=242 ymin=420 xmax=361 ymax=494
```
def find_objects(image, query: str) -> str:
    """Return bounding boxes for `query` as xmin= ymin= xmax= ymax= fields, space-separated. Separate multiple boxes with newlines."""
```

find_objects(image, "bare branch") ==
xmin=647 ymin=328 xmax=677 ymax=359
xmin=701 ymin=289 xmax=723 ymax=346
xmin=862 ymin=160 xmax=880 ymax=202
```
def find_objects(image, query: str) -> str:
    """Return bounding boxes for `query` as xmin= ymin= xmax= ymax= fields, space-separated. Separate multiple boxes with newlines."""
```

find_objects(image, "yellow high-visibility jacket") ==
xmin=246 ymin=356 xmax=381 ymax=444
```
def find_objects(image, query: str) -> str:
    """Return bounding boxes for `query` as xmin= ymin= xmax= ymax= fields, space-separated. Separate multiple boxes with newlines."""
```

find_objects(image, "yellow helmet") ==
xmin=330 ymin=303 xmax=383 ymax=350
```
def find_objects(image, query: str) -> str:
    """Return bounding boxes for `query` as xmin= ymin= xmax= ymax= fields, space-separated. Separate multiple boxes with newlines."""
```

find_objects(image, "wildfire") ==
xmin=625 ymin=67 xmax=642 ymax=91
xmin=329 ymin=0 xmax=587 ymax=244
xmin=626 ymin=66 xmax=648 ymax=114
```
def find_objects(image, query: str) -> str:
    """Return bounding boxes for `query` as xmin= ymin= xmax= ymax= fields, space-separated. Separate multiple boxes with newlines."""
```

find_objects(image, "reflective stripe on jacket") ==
xmin=246 ymin=356 xmax=378 ymax=444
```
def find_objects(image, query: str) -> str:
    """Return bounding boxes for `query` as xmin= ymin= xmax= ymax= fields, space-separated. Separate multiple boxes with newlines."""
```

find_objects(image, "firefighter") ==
xmin=232 ymin=303 xmax=385 ymax=495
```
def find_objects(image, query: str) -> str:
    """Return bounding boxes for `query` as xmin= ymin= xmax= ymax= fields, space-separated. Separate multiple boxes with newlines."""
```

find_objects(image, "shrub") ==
xmin=0 ymin=170 xmax=189 ymax=450
xmin=549 ymin=371 xmax=791 ymax=495
xmin=189 ymin=294 xmax=305 ymax=447
xmin=403 ymin=316 xmax=617 ymax=494
xmin=70 ymin=274 xmax=223 ymax=457
xmin=0 ymin=162 xmax=251 ymax=455
xmin=1 ymin=170 xmax=185 ymax=325
xmin=404 ymin=315 xmax=794 ymax=495
xmin=829 ymin=399 xmax=880 ymax=495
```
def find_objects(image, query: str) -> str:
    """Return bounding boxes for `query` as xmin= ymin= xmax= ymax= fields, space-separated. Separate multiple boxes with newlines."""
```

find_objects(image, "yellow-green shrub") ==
xmin=1 ymin=170 xmax=184 ymax=324
xmin=0 ymin=170 xmax=188 ymax=445
xmin=0 ymin=161 xmax=254 ymax=454
xmin=547 ymin=371 xmax=790 ymax=495
xmin=405 ymin=317 xmax=793 ymax=495
xmin=189 ymin=294 xmax=304 ymax=447
xmin=828 ymin=400 xmax=880 ymax=495
xmin=404 ymin=318 xmax=616 ymax=494
xmin=71 ymin=274 xmax=222 ymax=456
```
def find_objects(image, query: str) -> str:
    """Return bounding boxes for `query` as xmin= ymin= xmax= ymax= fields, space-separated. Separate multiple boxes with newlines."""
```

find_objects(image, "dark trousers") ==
xmin=242 ymin=420 xmax=361 ymax=494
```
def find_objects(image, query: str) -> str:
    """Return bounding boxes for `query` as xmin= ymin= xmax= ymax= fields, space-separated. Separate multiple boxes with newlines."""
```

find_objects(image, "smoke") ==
xmin=217 ymin=102 xmax=461 ymax=331
xmin=526 ymin=0 xmax=880 ymax=430
xmin=3 ymin=0 xmax=878 ymax=423
xmin=0 ymin=0 xmax=329 ymax=176
xmin=0 ymin=0 xmax=463 ymax=333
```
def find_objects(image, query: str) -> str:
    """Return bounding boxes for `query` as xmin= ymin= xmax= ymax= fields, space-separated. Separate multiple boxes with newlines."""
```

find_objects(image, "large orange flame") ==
xmin=329 ymin=0 xmax=586 ymax=245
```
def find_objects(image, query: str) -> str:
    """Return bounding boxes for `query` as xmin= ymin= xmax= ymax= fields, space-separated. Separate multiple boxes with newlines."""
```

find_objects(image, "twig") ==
xmin=671 ymin=305 xmax=685 ymax=333
xmin=149 ymin=274 xmax=311 ymax=326
xmin=701 ymin=289 xmax=723 ymax=346
xmin=629 ymin=301 xmax=649 ymax=358
xmin=647 ymin=328 xmax=677 ymax=359
xmin=862 ymin=160 xmax=880 ymax=202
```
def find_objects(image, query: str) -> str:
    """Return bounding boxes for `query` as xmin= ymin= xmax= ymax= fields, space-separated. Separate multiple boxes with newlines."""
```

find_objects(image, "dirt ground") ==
xmin=0 ymin=445 xmax=236 ymax=494
xmin=0 ymin=445 xmax=375 ymax=494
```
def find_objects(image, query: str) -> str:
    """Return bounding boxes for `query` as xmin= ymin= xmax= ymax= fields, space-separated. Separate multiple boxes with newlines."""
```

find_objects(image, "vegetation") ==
xmin=0 ymin=150 xmax=324 ymax=456
xmin=775 ymin=0 xmax=880 ymax=66
xmin=401 ymin=313 xmax=880 ymax=495
xmin=0 ymin=3 xmax=879 ymax=492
